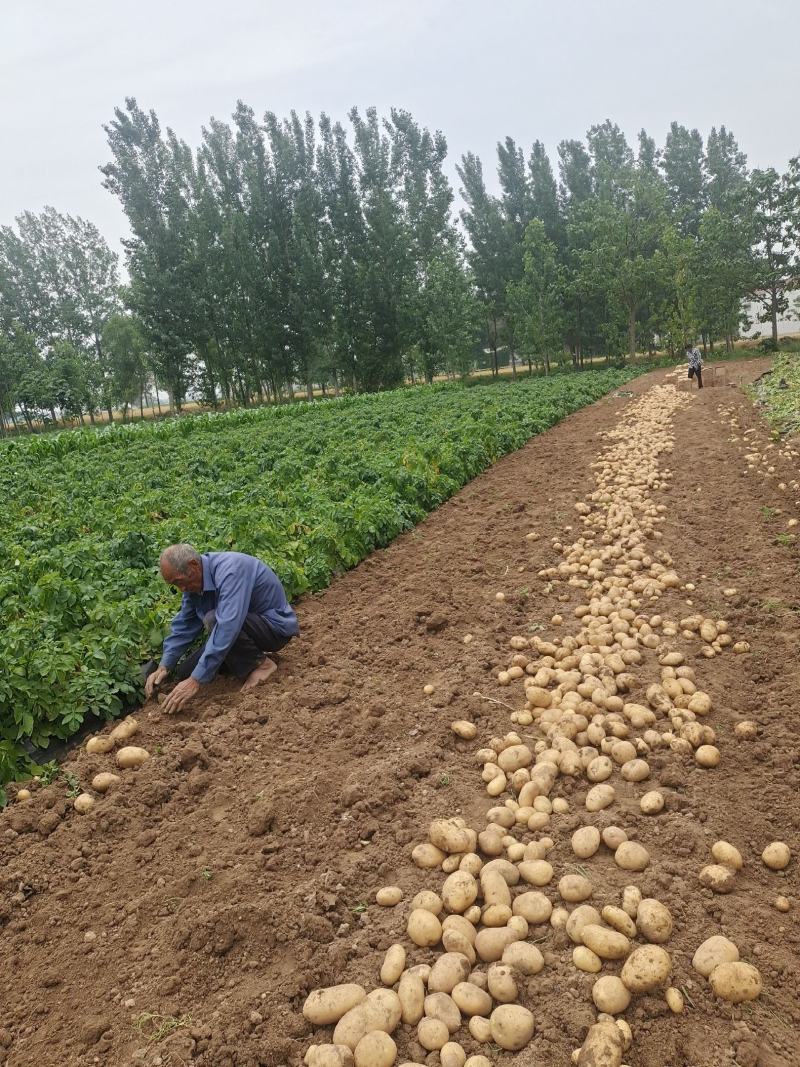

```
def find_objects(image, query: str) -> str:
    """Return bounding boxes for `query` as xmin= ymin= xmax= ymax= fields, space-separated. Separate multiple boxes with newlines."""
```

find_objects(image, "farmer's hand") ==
xmin=145 ymin=665 xmax=169 ymax=699
xmin=162 ymin=677 xmax=200 ymax=714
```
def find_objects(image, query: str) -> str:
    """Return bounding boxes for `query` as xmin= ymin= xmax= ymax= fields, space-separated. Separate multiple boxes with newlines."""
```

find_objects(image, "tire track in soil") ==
xmin=1 ymin=362 xmax=798 ymax=1067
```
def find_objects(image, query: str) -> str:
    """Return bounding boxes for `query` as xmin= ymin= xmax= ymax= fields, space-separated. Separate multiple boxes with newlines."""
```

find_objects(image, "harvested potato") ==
xmin=412 ymin=890 xmax=443 ymax=914
xmin=304 ymin=985 xmax=368 ymax=1026
xmin=614 ymin=841 xmax=650 ymax=872
xmin=640 ymin=790 xmax=664 ymax=815
xmin=602 ymin=826 xmax=628 ymax=849
xmin=441 ymin=871 xmax=478 ymax=914
xmin=73 ymin=793 xmax=95 ymax=814
xmin=412 ymin=844 xmax=446 ymax=870
xmin=695 ymin=745 xmax=720 ymax=768
xmin=482 ymin=904 xmax=512 ymax=927
xmin=464 ymin=1058 xmax=491 ymax=1067
xmin=762 ymin=841 xmax=791 ymax=870
xmin=497 ymin=744 xmax=532 ymax=773
xmin=573 ymin=946 xmax=602 ymax=973
xmin=380 ymin=945 xmax=406 ymax=986
xmin=333 ymin=991 xmax=402 ymax=1050
xmin=109 ymin=716 xmax=139 ymax=743
xmin=559 ymin=874 xmax=593 ymax=903
xmin=581 ymin=924 xmax=630 ymax=961
xmin=407 ymin=909 xmax=443 ymax=947
xmin=621 ymin=945 xmax=671 ymax=992
xmin=451 ymin=720 xmax=477 ymax=740
xmin=487 ymin=963 xmax=517 ymax=1003
xmin=86 ymin=736 xmax=114 ymax=755
xmin=304 ymin=1044 xmax=354 ymax=1067
xmin=481 ymin=858 xmax=520 ymax=885
xmin=711 ymin=841 xmax=743 ymax=871
xmin=622 ymin=885 xmax=641 ymax=919
xmin=424 ymin=992 xmax=461 ymax=1034
xmin=353 ymin=1031 xmax=396 ymax=1067
xmin=397 ymin=973 xmax=425 ymax=1026
xmin=417 ymin=1018 xmax=449 ymax=1051
xmin=440 ymin=1043 xmax=466 ymax=1067
xmin=577 ymin=1021 xmax=624 ymax=1067
xmin=91 ymin=772 xmax=121 ymax=793
xmin=572 ymin=826 xmax=601 ymax=859
xmin=512 ymin=891 xmax=552 ymax=925
xmin=636 ymin=899 xmax=672 ymax=943
xmin=621 ymin=758 xmax=650 ymax=783
xmin=698 ymin=864 xmax=736 ymax=894
xmin=517 ymin=860 xmax=553 ymax=886
xmin=468 ymin=1015 xmax=492 ymax=1042
xmin=115 ymin=746 xmax=150 ymax=770
xmin=489 ymin=1004 xmax=535 ymax=1051
xmin=428 ymin=953 xmax=471 ymax=994
xmin=15 ymin=788 xmax=32 ymax=802
xmin=665 ymin=987 xmax=684 ymax=1014
xmin=376 ymin=886 xmax=403 ymax=907
xmin=474 ymin=926 xmax=520 ymax=963
xmin=601 ymin=906 xmax=637 ymax=939
xmin=442 ymin=914 xmax=477 ymax=943
xmin=591 ymin=975 xmax=630 ymax=1014
xmin=774 ymin=896 xmax=790 ymax=912
xmin=565 ymin=906 xmax=601 ymax=946
xmin=501 ymin=941 xmax=544 ymax=976
xmin=709 ymin=961 xmax=762 ymax=1003
xmin=692 ymin=935 xmax=740 ymax=978
xmin=586 ymin=784 xmax=615 ymax=811
xmin=429 ymin=820 xmax=472 ymax=854
xmin=734 ymin=721 xmax=759 ymax=740
xmin=451 ymin=982 xmax=492 ymax=1018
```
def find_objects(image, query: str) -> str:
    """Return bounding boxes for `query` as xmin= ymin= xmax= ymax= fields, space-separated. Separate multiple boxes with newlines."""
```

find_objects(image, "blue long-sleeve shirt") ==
xmin=160 ymin=552 xmax=299 ymax=683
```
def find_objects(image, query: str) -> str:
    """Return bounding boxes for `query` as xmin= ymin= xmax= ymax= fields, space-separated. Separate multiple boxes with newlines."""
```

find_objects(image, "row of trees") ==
xmin=1 ymin=105 xmax=799 ymax=430
xmin=461 ymin=122 xmax=800 ymax=374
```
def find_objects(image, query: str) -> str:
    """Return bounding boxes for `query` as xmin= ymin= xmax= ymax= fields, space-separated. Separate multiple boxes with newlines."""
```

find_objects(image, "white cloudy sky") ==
xmin=2 ymin=0 xmax=799 ymax=250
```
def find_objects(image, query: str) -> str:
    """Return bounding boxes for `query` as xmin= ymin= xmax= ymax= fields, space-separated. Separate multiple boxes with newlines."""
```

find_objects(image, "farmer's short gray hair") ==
xmin=160 ymin=543 xmax=201 ymax=575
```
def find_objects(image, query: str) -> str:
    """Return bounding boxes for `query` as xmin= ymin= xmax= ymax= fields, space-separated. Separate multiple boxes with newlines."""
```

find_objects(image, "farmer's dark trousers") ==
xmin=175 ymin=611 xmax=290 ymax=681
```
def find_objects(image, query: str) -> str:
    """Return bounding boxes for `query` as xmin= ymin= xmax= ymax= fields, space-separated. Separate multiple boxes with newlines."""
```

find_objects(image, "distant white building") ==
xmin=741 ymin=292 xmax=799 ymax=338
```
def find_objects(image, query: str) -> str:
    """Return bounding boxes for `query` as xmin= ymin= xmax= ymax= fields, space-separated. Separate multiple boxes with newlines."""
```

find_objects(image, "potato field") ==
xmin=1 ymin=360 xmax=799 ymax=1067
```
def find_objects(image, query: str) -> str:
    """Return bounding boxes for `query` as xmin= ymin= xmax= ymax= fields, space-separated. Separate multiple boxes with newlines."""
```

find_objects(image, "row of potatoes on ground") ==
xmin=302 ymin=386 xmax=790 ymax=1066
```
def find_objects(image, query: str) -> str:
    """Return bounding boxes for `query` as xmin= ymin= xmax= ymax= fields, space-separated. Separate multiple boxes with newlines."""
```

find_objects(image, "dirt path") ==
xmin=1 ymin=362 xmax=798 ymax=1067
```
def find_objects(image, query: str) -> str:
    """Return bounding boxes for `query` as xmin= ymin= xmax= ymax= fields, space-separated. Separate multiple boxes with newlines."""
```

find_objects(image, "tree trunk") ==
xmin=306 ymin=380 xmax=313 ymax=401
xmin=106 ymin=404 xmax=114 ymax=424
xmin=88 ymin=409 xmax=96 ymax=425
xmin=510 ymin=352 xmax=517 ymax=378
xmin=627 ymin=306 xmax=636 ymax=361
xmin=771 ymin=286 xmax=779 ymax=346
xmin=139 ymin=391 xmax=145 ymax=420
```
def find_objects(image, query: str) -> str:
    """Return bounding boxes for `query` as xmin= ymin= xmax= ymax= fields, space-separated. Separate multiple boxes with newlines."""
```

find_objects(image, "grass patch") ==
xmin=134 ymin=1012 xmax=192 ymax=1045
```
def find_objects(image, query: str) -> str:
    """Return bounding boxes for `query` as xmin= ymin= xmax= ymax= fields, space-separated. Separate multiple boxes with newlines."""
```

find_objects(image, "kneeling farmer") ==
xmin=145 ymin=544 xmax=299 ymax=712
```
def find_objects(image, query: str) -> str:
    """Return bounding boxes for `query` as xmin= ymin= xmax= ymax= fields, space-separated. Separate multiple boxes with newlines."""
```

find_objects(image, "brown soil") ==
xmin=1 ymin=361 xmax=799 ymax=1067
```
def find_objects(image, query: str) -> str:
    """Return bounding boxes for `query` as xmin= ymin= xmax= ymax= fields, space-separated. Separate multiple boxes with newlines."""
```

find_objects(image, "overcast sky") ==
xmin=2 ymin=0 xmax=799 ymax=252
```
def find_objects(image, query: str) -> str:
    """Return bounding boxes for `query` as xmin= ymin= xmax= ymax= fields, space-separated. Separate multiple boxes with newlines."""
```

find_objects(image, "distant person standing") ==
xmin=685 ymin=342 xmax=703 ymax=389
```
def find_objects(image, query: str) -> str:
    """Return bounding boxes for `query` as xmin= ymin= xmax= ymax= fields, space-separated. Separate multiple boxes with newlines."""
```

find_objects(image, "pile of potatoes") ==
xmin=723 ymin=407 xmax=800 ymax=510
xmin=302 ymin=387 xmax=775 ymax=1067
xmin=69 ymin=716 xmax=151 ymax=814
